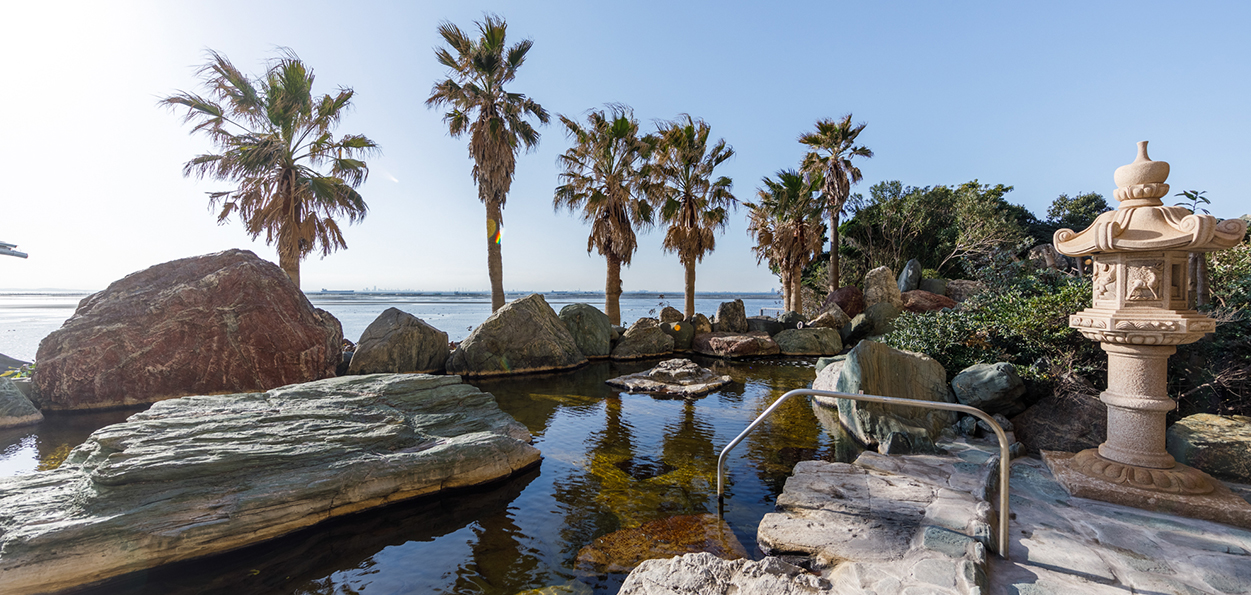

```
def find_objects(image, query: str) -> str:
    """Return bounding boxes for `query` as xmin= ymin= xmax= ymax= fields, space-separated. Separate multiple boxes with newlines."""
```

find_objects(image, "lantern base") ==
xmin=1074 ymin=449 xmax=1213 ymax=494
xmin=1044 ymin=450 xmax=1251 ymax=530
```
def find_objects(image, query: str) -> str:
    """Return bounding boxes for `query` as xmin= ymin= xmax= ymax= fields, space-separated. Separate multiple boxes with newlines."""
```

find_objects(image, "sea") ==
xmin=0 ymin=290 xmax=785 ymax=363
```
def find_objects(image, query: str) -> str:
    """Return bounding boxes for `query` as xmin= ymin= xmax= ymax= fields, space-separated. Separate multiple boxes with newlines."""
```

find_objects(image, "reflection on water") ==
xmin=31 ymin=357 xmax=858 ymax=595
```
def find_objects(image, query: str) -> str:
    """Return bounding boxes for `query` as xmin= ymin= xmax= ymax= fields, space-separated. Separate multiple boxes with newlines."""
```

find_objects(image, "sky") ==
xmin=2 ymin=1 xmax=1248 ymax=293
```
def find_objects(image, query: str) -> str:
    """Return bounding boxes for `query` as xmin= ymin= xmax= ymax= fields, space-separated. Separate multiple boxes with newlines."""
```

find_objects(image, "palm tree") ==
xmin=554 ymin=105 xmax=655 ymax=325
xmin=427 ymin=14 xmax=550 ymax=312
xmin=162 ymin=49 xmax=377 ymax=288
xmin=799 ymin=114 xmax=873 ymax=292
xmin=652 ymin=115 xmax=736 ymax=318
xmin=745 ymin=170 xmax=825 ymax=313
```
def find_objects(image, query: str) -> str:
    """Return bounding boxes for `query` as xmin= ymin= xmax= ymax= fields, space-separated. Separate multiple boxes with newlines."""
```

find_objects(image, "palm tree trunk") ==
xmin=792 ymin=265 xmax=804 ymax=315
xmin=486 ymin=201 xmax=505 ymax=312
xmin=606 ymin=253 xmax=623 ymax=326
xmin=780 ymin=268 xmax=792 ymax=313
xmin=279 ymin=250 xmax=300 ymax=289
xmin=683 ymin=258 xmax=696 ymax=318
xmin=829 ymin=212 xmax=841 ymax=292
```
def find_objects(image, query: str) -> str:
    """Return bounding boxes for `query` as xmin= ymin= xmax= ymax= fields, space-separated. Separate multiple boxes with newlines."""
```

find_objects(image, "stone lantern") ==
xmin=1047 ymin=141 xmax=1249 ymax=526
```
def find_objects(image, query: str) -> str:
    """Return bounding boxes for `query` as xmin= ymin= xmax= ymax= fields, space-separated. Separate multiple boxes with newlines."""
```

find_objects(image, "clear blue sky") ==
xmin=3 ymin=1 xmax=1247 ymax=292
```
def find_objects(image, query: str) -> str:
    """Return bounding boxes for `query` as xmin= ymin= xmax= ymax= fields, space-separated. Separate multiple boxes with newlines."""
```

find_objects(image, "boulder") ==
xmin=605 ymin=359 xmax=732 ymax=397
xmin=901 ymin=290 xmax=958 ymax=313
xmin=577 ymin=514 xmax=747 ymax=574
xmin=774 ymin=328 xmax=843 ymax=356
xmin=1011 ymin=376 xmax=1106 ymax=455
xmin=688 ymin=313 xmax=712 ymax=335
xmin=0 ymin=374 xmax=541 ymax=595
xmin=692 ymin=332 xmax=780 ymax=359
xmin=559 ymin=303 xmax=613 ymax=359
xmin=659 ymin=306 xmax=684 ymax=324
xmin=945 ymin=279 xmax=985 ymax=302
xmin=919 ymin=278 xmax=948 ymax=296
xmin=347 ymin=308 xmax=449 ymax=375
xmin=33 ymin=249 xmax=340 ymax=410
xmin=951 ymin=362 xmax=1027 ymax=416
xmin=1167 ymin=414 xmax=1251 ymax=483
xmin=815 ymin=355 xmax=845 ymax=375
xmin=864 ymin=301 xmax=903 ymax=336
xmin=898 ymin=258 xmax=922 ymax=293
xmin=447 ymin=293 xmax=587 ymax=376
xmin=826 ymin=286 xmax=865 ymax=318
xmin=807 ymin=304 xmax=850 ymax=331
xmin=612 ymin=320 xmax=675 ymax=360
xmin=660 ymin=320 xmax=695 ymax=351
xmin=778 ymin=310 xmax=805 ymax=330
xmin=0 ymin=377 xmax=42 ymax=429
xmin=863 ymin=266 xmax=903 ymax=309
xmin=713 ymin=300 xmax=748 ymax=333
xmin=619 ymin=553 xmax=829 ymax=595
xmin=839 ymin=313 xmax=874 ymax=346
xmin=811 ymin=340 xmax=955 ymax=451
xmin=746 ymin=316 xmax=783 ymax=336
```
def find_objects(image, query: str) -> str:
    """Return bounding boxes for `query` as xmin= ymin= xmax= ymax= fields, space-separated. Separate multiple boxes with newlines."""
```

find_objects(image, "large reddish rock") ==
xmin=33 ymin=250 xmax=341 ymax=410
xmin=692 ymin=332 xmax=780 ymax=359
xmin=825 ymin=286 xmax=866 ymax=318
xmin=901 ymin=290 xmax=957 ymax=313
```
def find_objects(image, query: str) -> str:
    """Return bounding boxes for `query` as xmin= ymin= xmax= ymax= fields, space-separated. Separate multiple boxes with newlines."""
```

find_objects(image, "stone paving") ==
xmin=752 ymin=437 xmax=1251 ymax=594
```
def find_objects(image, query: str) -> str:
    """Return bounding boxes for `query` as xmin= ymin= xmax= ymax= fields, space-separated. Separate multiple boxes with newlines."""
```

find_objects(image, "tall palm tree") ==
xmin=745 ymin=170 xmax=825 ymax=313
xmin=652 ymin=115 xmax=736 ymax=318
xmin=799 ymin=114 xmax=872 ymax=292
xmin=427 ymin=14 xmax=549 ymax=312
xmin=162 ymin=49 xmax=377 ymax=288
xmin=554 ymin=105 xmax=655 ymax=325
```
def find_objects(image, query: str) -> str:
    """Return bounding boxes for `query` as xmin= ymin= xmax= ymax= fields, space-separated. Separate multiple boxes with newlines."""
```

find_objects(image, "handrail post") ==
xmin=717 ymin=388 xmax=1012 ymax=559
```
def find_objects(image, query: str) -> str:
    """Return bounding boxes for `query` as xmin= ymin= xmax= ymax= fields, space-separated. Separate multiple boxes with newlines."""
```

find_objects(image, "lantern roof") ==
xmin=1055 ymin=141 xmax=1247 ymax=257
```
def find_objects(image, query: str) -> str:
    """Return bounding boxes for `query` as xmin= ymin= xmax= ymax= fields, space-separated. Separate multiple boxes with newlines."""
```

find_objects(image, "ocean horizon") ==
xmin=0 ymin=290 xmax=785 ymax=363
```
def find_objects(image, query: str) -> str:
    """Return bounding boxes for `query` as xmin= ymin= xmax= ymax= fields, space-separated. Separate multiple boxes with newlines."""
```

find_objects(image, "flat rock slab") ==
xmin=1167 ymin=413 xmax=1251 ymax=483
xmin=620 ymin=552 xmax=832 ymax=594
xmin=0 ymin=374 xmax=541 ymax=595
xmin=756 ymin=447 xmax=995 ymax=595
xmin=577 ymin=514 xmax=748 ymax=574
xmin=605 ymin=358 xmax=732 ymax=397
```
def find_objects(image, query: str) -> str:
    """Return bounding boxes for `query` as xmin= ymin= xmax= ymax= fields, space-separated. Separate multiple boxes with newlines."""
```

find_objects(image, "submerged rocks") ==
xmin=0 ymin=378 xmax=42 ymax=429
xmin=347 ymin=308 xmax=448 ymax=375
xmin=812 ymin=341 xmax=955 ymax=452
xmin=0 ymin=374 xmax=541 ymax=595
xmin=951 ymin=362 xmax=1027 ymax=416
xmin=774 ymin=328 xmax=842 ymax=356
xmin=612 ymin=319 xmax=675 ymax=360
xmin=863 ymin=266 xmax=903 ymax=309
xmin=605 ymin=358 xmax=732 ymax=397
xmin=447 ymin=294 xmax=587 ymax=376
xmin=578 ymin=515 xmax=748 ymax=575
xmin=33 ymin=249 xmax=341 ymax=410
xmin=713 ymin=300 xmax=747 ymax=333
xmin=559 ymin=303 xmax=613 ymax=359
xmin=1166 ymin=414 xmax=1251 ymax=483
xmin=692 ymin=332 xmax=780 ymax=359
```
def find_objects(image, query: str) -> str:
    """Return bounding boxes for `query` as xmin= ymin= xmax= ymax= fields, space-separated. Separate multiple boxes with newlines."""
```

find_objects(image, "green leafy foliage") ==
xmin=839 ymin=180 xmax=1026 ymax=285
xmin=1172 ymin=235 xmax=1251 ymax=416
xmin=885 ymin=259 xmax=1101 ymax=383
xmin=1046 ymin=192 xmax=1110 ymax=231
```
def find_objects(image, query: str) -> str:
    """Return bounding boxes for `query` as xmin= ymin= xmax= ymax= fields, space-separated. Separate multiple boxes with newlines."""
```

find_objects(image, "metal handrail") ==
xmin=716 ymin=388 xmax=1012 ymax=558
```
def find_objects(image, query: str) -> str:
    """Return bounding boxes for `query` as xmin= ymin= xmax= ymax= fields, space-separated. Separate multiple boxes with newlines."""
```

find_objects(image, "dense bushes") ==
xmin=1172 ymin=238 xmax=1251 ymax=417
xmin=885 ymin=259 xmax=1101 ymax=383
